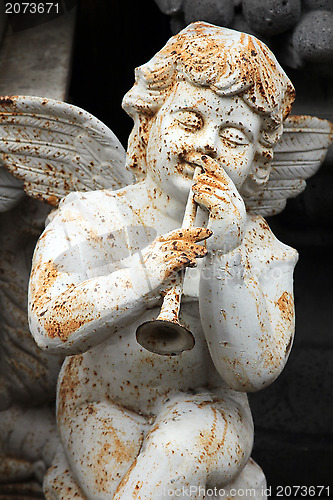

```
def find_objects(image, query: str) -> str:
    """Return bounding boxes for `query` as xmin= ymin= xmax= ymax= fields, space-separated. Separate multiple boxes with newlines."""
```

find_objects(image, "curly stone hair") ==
xmin=122 ymin=22 xmax=295 ymax=197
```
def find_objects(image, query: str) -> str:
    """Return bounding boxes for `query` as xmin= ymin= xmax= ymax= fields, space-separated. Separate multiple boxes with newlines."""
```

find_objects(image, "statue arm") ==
xmin=28 ymin=191 xmax=210 ymax=355
xmin=28 ymin=196 xmax=158 ymax=355
xmin=29 ymin=264 xmax=151 ymax=356
xmin=199 ymin=215 xmax=298 ymax=392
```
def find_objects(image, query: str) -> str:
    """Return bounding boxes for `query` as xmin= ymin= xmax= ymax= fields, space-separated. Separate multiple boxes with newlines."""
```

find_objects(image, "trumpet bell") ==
xmin=136 ymin=320 xmax=195 ymax=356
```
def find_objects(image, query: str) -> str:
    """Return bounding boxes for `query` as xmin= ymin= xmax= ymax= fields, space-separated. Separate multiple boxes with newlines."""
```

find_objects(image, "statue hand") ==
xmin=192 ymin=157 xmax=247 ymax=253
xmin=140 ymin=227 xmax=212 ymax=293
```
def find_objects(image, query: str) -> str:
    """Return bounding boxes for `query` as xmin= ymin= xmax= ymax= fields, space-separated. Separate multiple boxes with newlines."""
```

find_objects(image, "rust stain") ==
xmin=47 ymin=194 xmax=59 ymax=206
xmin=102 ymin=425 xmax=139 ymax=467
xmin=196 ymin=402 xmax=228 ymax=463
xmin=0 ymin=96 xmax=15 ymax=105
xmin=57 ymin=355 xmax=83 ymax=421
xmin=275 ymin=291 xmax=294 ymax=323
xmin=114 ymin=458 xmax=138 ymax=497
xmin=30 ymin=258 xmax=60 ymax=316
xmin=41 ymin=285 xmax=100 ymax=341
xmin=30 ymin=257 xmax=100 ymax=341
xmin=285 ymin=334 xmax=293 ymax=356
xmin=93 ymin=425 xmax=140 ymax=490
xmin=133 ymin=480 xmax=143 ymax=498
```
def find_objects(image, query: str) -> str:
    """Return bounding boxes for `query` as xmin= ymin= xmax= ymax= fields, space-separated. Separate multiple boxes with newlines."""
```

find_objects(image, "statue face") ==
xmin=145 ymin=80 xmax=263 ymax=203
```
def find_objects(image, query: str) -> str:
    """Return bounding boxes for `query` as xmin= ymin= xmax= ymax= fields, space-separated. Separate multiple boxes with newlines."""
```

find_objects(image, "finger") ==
xmin=194 ymin=155 xmax=237 ymax=189
xmin=162 ymin=253 xmax=198 ymax=280
xmin=158 ymin=227 xmax=212 ymax=243
xmin=192 ymin=184 xmax=229 ymax=204
xmin=193 ymin=175 xmax=244 ymax=203
xmin=184 ymin=152 xmax=238 ymax=192
xmin=184 ymin=152 xmax=219 ymax=176
xmin=193 ymin=174 xmax=228 ymax=191
xmin=192 ymin=191 xmax=224 ymax=214
xmin=160 ymin=240 xmax=208 ymax=257
xmin=193 ymin=189 xmax=244 ymax=219
xmin=167 ymin=253 xmax=199 ymax=273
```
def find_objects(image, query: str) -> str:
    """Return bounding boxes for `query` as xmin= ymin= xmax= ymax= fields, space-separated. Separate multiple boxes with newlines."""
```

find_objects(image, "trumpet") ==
xmin=136 ymin=152 xmax=209 ymax=356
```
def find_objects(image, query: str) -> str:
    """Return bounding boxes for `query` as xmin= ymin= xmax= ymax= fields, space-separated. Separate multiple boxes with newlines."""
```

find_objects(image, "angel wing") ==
xmin=245 ymin=115 xmax=333 ymax=217
xmin=0 ymin=95 xmax=134 ymax=211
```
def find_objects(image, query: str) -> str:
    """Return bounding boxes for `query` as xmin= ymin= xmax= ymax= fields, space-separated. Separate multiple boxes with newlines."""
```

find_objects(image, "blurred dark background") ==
xmin=68 ymin=0 xmax=170 ymax=148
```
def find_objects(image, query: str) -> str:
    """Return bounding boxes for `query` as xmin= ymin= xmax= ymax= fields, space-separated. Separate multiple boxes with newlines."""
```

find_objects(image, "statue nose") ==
xmin=201 ymin=144 xmax=217 ymax=157
xmin=196 ymin=143 xmax=218 ymax=160
xmin=196 ymin=129 xmax=218 ymax=157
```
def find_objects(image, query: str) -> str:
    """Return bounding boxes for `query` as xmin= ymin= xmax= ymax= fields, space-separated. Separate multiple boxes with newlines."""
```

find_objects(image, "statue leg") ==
xmin=44 ymin=445 xmax=87 ymax=499
xmin=113 ymin=392 xmax=254 ymax=499
xmin=58 ymin=398 xmax=149 ymax=499
xmin=217 ymin=458 xmax=267 ymax=499
xmin=56 ymin=354 xmax=150 ymax=499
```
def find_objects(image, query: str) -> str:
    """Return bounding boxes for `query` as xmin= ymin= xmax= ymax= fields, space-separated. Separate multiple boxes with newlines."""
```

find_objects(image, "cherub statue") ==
xmin=1 ymin=22 xmax=332 ymax=499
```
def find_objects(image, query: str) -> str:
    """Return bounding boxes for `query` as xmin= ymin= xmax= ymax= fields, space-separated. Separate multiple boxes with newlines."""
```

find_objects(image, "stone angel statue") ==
xmin=0 ymin=22 xmax=332 ymax=499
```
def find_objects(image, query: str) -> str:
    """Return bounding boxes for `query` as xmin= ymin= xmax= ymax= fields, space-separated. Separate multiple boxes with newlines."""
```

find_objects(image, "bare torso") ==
xmin=65 ymin=300 xmax=236 ymax=417
xmin=55 ymin=183 xmax=246 ymax=417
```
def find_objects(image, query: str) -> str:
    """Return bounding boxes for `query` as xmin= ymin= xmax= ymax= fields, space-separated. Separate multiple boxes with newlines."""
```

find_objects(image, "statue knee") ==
xmin=144 ymin=404 xmax=252 ymax=484
xmin=143 ymin=411 xmax=222 ymax=464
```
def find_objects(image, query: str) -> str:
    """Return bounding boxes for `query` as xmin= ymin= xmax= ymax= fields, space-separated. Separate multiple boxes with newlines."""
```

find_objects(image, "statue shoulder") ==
xmin=244 ymin=214 xmax=298 ymax=268
xmin=46 ymin=188 xmax=125 ymax=229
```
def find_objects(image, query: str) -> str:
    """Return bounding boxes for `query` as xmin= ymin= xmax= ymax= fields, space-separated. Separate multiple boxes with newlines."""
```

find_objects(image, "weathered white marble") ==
xmin=1 ymin=21 xmax=332 ymax=500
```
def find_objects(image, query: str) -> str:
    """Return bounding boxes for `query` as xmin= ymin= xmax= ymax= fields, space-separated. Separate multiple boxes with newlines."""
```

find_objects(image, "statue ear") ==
xmin=240 ymin=151 xmax=272 ymax=199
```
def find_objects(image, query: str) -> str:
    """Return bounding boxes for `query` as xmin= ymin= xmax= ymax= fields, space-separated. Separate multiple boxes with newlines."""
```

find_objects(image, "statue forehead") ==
xmin=162 ymin=81 xmax=224 ymax=107
xmin=162 ymin=81 xmax=241 ymax=107
xmin=158 ymin=81 xmax=260 ymax=124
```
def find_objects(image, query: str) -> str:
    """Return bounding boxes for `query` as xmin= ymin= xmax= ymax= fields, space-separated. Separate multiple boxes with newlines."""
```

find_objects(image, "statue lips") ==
xmin=180 ymin=151 xmax=203 ymax=179
xmin=184 ymin=151 xmax=223 ymax=174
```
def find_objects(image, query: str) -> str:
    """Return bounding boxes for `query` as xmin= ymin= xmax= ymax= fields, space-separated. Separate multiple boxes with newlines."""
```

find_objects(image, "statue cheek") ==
xmin=167 ymin=134 xmax=192 ymax=156
xmin=225 ymin=147 xmax=254 ymax=170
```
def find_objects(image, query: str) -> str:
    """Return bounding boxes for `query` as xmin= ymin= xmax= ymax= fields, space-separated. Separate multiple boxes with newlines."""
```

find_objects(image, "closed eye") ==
xmin=174 ymin=110 xmax=203 ymax=132
xmin=220 ymin=127 xmax=250 ymax=147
